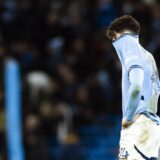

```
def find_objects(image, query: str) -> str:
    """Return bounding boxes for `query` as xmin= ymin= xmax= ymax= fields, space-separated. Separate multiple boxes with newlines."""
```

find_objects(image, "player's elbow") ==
xmin=131 ymin=85 xmax=141 ymax=99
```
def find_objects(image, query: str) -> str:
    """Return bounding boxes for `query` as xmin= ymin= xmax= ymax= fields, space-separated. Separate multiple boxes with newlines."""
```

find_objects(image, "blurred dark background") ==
xmin=0 ymin=0 xmax=160 ymax=159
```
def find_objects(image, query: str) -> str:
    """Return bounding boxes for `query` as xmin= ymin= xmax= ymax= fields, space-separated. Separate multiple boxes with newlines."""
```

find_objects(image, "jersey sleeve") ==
xmin=124 ymin=57 xmax=144 ymax=76
xmin=125 ymin=67 xmax=144 ymax=121
xmin=129 ymin=67 xmax=144 ymax=86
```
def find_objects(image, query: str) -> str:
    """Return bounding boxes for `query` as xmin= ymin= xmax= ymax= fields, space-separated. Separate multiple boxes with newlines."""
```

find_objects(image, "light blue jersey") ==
xmin=113 ymin=33 xmax=160 ymax=124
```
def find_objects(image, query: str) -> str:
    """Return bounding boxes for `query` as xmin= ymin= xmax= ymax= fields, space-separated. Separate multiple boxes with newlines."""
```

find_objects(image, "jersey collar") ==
xmin=113 ymin=33 xmax=139 ymax=43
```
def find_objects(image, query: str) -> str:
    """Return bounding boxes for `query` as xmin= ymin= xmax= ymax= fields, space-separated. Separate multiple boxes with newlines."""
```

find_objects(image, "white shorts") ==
xmin=119 ymin=114 xmax=160 ymax=160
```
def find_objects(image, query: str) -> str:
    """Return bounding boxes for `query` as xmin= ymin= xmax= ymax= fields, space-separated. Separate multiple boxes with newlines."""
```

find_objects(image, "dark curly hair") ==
xmin=106 ymin=15 xmax=140 ymax=40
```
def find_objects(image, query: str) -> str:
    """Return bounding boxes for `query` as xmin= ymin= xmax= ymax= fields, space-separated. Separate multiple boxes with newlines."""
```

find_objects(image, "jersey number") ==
xmin=119 ymin=147 xmax=129 ymax=159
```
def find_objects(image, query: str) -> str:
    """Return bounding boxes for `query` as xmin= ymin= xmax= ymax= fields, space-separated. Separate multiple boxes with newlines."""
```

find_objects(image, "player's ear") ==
xmin=106 ymin=27 xmax=116 ymax=41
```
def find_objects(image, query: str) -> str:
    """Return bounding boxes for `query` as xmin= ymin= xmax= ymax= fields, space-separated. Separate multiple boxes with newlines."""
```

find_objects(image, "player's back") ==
xmin=140 ymin=47 xmax=160 ymax=114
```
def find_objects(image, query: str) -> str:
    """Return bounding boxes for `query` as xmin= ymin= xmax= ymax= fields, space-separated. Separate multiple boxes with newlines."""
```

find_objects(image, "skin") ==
xmin=114 ymin=30 xmax=130 ymax=40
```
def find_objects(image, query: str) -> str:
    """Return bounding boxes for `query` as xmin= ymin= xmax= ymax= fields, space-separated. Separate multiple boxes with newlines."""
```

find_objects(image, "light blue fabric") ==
xmin=112 ymin=33 xmax=160 ymax=123
xmin=125 ymin=68 xmax=144 ymax=121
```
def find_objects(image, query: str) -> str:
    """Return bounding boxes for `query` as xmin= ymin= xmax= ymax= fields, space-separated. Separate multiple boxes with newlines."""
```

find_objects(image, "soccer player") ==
xmin=106 ymin=15 xmax=160 ymax=160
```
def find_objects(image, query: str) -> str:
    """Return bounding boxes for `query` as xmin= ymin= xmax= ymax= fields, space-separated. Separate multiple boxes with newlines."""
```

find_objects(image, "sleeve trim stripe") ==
xmin=128 ymin=65 xmax=143 ymax=75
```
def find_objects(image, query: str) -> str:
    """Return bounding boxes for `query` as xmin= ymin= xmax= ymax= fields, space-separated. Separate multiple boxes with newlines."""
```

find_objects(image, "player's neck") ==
xmin=116 ymin=30 xmax=132 ymax=39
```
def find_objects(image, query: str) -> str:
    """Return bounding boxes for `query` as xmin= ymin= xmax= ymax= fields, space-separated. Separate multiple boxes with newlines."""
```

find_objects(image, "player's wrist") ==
xmin=122 ymin=118 xmax=133 ymax=129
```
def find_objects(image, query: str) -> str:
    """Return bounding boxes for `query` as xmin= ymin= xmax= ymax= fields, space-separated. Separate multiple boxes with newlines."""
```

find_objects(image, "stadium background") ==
xmin=0 ymin=0 xmax=160 ymax=159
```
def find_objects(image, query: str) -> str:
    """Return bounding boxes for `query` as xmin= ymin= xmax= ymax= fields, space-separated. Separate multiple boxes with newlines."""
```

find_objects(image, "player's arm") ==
xmin=122 ymin=67 xmax=144 ymax=128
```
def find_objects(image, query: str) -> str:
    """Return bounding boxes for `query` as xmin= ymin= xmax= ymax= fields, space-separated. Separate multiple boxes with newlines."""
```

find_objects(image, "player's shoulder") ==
xmin=141 ymin=47 xmax=153 ymax=58
xmin=144 ymin=49 xmax=156 ymax=63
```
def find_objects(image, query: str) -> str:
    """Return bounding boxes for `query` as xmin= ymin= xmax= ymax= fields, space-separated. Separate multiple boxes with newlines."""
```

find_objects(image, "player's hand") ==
xmin=122 ymin=115 xmax=141 ymax=129
xmin=122 ymin=119 xmax=133 ymax=129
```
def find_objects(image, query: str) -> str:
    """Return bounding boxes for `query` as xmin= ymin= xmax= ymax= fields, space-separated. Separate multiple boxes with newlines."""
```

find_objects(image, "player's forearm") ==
xmin=125 ymin=84 xmax=141 ymax=121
